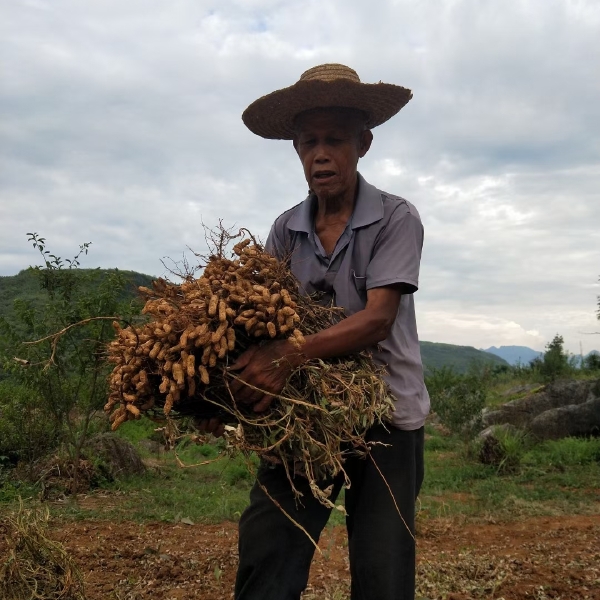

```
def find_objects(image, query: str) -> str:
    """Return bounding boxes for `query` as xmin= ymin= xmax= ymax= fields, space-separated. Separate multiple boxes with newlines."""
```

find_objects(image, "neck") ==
xmin=314 ymin=176 xmax=358 ymax=221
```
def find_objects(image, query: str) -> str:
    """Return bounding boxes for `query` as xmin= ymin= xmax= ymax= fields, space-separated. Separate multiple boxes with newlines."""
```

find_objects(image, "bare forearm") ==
xmin=291 ymin=307 xmax=394 ymax=365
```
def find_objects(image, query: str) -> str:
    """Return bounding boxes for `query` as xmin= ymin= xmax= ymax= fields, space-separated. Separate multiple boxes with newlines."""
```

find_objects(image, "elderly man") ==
xmin=228 ymin=63 xmax=429 ymax=600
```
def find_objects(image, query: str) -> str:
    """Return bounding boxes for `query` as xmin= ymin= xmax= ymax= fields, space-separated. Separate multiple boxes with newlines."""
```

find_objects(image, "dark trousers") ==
xmin=235 ymin=425 xmax=425 ymax=600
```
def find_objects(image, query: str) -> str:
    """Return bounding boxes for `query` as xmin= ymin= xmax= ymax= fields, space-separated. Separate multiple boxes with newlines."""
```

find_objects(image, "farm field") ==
xmin=20 ymin=506 xmax=600 ymax=600
xmin=2 ymin=423 xmax=599 ymax=600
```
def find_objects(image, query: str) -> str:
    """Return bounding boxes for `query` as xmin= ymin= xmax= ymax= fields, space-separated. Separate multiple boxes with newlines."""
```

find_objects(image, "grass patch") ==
xmin=56 ymin=429 xmax=600 ymax=524
xmin=524 ymin=437 xmax=600 ymax=468
xmin=105 ymin=442 xmax=259 ymax=523
xmin=419 ymin=429 xmax=600 ymax=519
xmin=113 ymin=418 xmax=159 ymax=447
xmin=0 ymin=478 xmax=37 ymax=504
xmin=2 ymin=407 xmax=599 ymax=527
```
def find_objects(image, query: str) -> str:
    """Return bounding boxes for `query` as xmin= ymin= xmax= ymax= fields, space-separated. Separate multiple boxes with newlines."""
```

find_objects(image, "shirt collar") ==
xmin=286 ymin=173 xmax=384 ymax=233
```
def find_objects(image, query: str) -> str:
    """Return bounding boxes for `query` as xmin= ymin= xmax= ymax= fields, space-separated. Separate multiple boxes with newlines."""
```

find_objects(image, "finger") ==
xmin=229 ymin=367 xmax=262 ymax=398
xmin=253 ymin=395 xmax=273 ymax=413
xmin=229 ymin=346 xmax=259 ymax=371
xmin=229 ymin=370 xmax=246 ymax=395
xmin=235 ymin=389 xmax=255 ymax=404
xmin=235 ymin=383 xmax=264 ymax=405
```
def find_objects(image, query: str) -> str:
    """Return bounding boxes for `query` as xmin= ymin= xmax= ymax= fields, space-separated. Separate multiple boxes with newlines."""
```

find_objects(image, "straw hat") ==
xmin=242 ymin=63 xmax=412 ymax=140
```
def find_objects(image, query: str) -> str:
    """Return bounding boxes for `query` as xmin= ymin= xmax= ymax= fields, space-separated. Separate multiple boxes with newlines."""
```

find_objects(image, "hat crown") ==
xmin=299 ymin=63 xmax=361 ymax=84
xmin=242 ymin=63 xmax=411 ymax=139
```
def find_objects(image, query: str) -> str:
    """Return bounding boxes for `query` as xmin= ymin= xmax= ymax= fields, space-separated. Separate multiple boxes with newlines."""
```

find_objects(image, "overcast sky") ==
xmin=1 ymin=0 xmax=599 ymax=354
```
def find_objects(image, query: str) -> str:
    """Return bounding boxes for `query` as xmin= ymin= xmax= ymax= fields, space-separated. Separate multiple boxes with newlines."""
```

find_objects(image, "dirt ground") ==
xmin=29 ymin=508 xmax=599 ymax=599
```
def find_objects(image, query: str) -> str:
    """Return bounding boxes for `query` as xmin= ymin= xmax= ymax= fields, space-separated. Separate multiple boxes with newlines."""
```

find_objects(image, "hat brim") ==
xmin=242 ymin=79 xmax=412 ymax=140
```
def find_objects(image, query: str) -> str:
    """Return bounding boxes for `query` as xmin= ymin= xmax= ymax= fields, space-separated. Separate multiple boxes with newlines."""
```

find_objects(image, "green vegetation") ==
xmin=531 ymin=333 xmax=572 ymax=382
xmin=0 ymin=242 xmax=599 ymax=529
xmin=426 ymin=366 xmax=488 ymax=436
xmin=109 ymin=445 xmax=256 ymax=524
xmin=420 ymin=427 xmax=600 ymax=519
xmin=0 ymin=235 xmax=154 ymax=486
xmin=0 ymin=269 xmax=153 ymax=334
xmin=2 ymin=417 xmax=597 ymax=525
xmin=419 ymin=341 xmax=508 ymax=374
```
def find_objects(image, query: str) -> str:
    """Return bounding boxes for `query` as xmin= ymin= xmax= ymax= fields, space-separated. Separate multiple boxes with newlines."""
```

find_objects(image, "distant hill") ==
xmin=483 ymin=345 xmax=600 ymax=368
xmin=420 ymin=341 xmax=509 ymax=374
xmin=0 ymin=268 xmax=155 ymax=326
xmin=483 ymin=345 xmax=543 ymax=366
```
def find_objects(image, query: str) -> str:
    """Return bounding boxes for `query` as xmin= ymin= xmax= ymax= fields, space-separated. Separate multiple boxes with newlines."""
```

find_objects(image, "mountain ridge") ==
xmin=482 ymin=345 xmax=543 ymax=366
xmin=483 ymin=344 xmax=600 ymax=366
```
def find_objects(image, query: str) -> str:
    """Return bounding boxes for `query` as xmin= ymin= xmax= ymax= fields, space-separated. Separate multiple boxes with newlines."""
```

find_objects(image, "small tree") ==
xmin=0 ymin=234 xmax=143 ymax=485
xmin=584 ymin=352 xmax=600 ymax=371
xmin=539 ymin=334 xmax=570 ymax=382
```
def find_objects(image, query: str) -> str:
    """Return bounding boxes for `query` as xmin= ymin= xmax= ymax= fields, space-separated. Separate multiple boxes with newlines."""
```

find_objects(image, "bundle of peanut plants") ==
xmin=105 ymin=228 xmax=393 ymax=507
xmin=0 ymin=502 xmax=85 ymax=600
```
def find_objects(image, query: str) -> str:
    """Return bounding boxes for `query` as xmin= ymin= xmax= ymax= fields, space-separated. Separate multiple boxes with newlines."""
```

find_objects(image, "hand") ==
xmin=194 ymin=417 xmax=226 ymax=438
xmin=228 ymin=340 xmax=302 ymax=412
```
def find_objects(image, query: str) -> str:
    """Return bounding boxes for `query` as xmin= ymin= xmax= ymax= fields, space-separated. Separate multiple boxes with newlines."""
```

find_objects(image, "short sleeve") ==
xmin=366 ymin=204 xmax=424 ymax=294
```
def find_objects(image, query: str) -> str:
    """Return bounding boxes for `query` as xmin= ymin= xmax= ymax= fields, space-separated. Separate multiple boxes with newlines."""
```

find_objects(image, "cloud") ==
xmin=1 ymin=0 xmax=599 ymax=354
xmin=417 ymin=309 xmax=547 ymax=351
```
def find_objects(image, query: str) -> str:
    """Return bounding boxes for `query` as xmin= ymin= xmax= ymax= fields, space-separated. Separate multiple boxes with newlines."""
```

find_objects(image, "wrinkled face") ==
xmin=293 ymin=108 xmax=373 ymax=201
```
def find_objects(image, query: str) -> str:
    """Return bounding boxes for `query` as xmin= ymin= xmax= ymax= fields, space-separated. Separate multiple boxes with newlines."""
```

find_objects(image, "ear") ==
xmin=292 ymin=137 xmax=300 ymax=156
xmin=358 ymin=129 xmax=373 ymax=158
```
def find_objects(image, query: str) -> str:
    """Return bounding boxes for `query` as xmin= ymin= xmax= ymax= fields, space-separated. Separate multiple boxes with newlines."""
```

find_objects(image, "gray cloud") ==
xmin=1 ymin=0 xmax=599 ymax=354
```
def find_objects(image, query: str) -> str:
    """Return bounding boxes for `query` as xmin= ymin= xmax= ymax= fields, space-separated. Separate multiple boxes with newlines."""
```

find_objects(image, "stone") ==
xmin=85 ymin=433 xmax=146 ymax=478
xmin=480 ymin=379 xmax=600 ymax=441
xmin=528 ymin=398 xmax=600 ymax=441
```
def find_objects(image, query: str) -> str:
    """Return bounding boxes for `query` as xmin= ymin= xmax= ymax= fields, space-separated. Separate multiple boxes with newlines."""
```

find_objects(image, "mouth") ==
xmin=312 ymin=170 xmax=336 ymax=182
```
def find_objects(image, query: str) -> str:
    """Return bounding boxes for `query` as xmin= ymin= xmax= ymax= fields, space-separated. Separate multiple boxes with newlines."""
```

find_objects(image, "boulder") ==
xmin=85 ymin=433 xmax=146 ymax=478
xmin=499 ymin=383 xmax=540 ymax=398
xmin=528 ymin=398 xmax=600 ymax=440
xmin=481 ymin=379 xmax=600 ymax=441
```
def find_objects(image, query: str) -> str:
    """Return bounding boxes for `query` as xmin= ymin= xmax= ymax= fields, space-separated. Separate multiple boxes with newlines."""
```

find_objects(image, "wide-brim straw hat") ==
xmin=242 ymin=63 xmax=412 ymax=140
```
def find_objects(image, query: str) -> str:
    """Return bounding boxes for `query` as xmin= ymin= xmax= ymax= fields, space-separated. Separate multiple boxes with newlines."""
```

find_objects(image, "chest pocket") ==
xmin=350 ymin=224 xmax=380 ymax=287
xmin=351 ymin=270 xmax=367 ymax=299
xmin=338 ymin=225 xmax=381 ymax=314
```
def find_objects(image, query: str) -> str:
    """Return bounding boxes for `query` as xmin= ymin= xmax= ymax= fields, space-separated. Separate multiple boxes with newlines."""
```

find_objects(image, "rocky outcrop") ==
xmin=528 ymin=399 xmax=600 ymax=440
xmin=481 ymin=379 xmax=600 ymax=440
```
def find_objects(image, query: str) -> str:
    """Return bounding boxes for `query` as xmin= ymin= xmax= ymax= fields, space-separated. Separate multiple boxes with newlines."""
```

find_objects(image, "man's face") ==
xmin=293 ymin=108 xmax=372 ymax=202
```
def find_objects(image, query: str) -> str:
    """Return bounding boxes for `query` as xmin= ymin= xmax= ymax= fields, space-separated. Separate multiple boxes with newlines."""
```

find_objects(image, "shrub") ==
xmin=427 ymin=367 xmax=487 ymax=437
xmin=0 ymin=381 xmax=58 ymax=466
xmin=539 ymin=334 xmax=572 ymax=382
xmin=583 ymin=352 xmax=600 ymax=371
xmin=476 ymin=426 xmax=527 ymax=474
xmin=0 ymin=234 xmax=143 ymax=488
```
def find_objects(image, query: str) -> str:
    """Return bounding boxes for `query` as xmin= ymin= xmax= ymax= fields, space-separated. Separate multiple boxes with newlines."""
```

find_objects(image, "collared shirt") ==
xmin=266 ymin=173 xmax=430 ymax=430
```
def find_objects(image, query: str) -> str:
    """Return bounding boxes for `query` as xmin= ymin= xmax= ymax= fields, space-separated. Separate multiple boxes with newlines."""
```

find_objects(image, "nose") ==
xmin=313 ymin=143 xmax=330 ymax=164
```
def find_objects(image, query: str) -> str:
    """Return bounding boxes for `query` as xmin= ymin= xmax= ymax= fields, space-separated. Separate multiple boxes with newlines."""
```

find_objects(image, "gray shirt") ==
xmin=266 ymin=173 xmax=430 ymax=430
